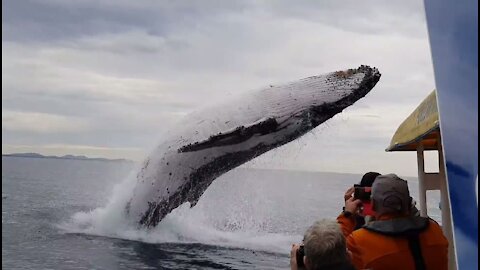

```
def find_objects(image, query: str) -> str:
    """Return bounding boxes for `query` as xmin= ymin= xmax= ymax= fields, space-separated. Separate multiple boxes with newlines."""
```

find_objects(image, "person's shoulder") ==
xmin=426 ymin=217 xmax=442 ymax=228
xmin=423 ymin=218 xmax=448 ymax=241
xmin=350 ymin=227 xmax=372 ymax=241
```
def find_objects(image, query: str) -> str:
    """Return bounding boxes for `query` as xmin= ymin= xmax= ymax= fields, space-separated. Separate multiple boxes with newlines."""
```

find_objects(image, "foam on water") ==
xmin=60 ymin=168 xmax=302 ymax=255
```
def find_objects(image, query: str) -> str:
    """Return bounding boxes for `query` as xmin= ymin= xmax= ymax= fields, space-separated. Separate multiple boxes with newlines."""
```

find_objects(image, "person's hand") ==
xmin=345 ymin=197 xmax=362 ymax=214
xmin=344 ymin=186 xmax=355 ymax=201
xmin=290 ymin=244 xmax=301 ymax=270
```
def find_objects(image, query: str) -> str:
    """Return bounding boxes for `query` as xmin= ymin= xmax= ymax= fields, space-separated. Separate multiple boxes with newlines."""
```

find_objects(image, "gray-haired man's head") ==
xmin=303 ymin=219 xmax=349 ymax=270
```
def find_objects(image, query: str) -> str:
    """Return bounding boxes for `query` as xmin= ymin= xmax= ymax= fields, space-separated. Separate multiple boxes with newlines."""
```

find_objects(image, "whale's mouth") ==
xmin=308 ymin=65 xmax=381 ymax=126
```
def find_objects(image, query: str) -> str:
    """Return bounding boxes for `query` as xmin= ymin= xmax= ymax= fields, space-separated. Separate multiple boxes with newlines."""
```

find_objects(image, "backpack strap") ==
xmin=407 ymin=234 xmax=426 ymax=270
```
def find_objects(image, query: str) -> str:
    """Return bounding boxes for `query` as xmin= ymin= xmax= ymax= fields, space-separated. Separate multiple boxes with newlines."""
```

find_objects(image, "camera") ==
xmin=296 ymin=245 xmax=305 ymax=268
xmin=354 ymin=184 xmax=372 ymax=201
xmin=353 ymin=184 xmax=376 ymax=216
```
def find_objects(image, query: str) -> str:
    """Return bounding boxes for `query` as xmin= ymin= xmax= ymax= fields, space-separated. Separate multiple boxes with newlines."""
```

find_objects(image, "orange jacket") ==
xmin=337 ymin=213 xmax=448 ymax=270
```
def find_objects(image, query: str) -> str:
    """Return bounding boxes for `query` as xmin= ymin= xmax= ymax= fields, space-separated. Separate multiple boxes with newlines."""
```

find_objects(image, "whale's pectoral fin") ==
xmin=178 ymin=118 xmax=278 ymax=153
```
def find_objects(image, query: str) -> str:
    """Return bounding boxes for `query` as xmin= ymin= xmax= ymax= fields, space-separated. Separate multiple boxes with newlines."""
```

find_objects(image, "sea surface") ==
xmin=2 ymin=156 xmax=441 ymax=270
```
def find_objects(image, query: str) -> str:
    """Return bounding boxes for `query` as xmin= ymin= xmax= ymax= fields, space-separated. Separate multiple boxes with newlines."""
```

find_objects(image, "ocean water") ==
xmin=2 ymin=156 xmax=440 ymax=270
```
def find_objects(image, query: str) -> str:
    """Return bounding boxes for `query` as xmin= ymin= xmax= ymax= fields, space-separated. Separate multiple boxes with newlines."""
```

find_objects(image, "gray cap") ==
xmin=371 ymin=174 xmax=411 ymax=215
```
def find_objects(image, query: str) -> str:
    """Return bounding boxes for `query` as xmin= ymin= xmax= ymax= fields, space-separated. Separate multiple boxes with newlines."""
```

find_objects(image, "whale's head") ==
xmin=260 ymin=65 xmax=381 ymax=134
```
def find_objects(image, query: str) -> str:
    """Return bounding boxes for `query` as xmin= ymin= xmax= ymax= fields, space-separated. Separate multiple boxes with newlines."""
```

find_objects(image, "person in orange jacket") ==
xmin=337 ymin=174 xmax=448 ymax=270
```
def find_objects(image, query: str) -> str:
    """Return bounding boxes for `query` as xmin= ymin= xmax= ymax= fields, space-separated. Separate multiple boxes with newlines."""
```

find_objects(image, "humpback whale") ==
xmin=127 ymin=65 xmax=381 ymax=227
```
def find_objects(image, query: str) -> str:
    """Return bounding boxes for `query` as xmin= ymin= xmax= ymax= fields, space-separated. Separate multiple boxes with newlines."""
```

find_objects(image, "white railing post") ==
xmin=417 ymin=144 xmax=428 ymax=217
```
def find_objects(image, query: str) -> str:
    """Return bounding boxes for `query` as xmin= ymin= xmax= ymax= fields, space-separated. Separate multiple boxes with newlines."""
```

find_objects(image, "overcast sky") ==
xmin=2 ymin=0 xmax=440 ymax=176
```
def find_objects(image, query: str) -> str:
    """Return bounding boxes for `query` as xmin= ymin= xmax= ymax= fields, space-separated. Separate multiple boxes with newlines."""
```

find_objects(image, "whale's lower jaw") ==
xmin=309 ymin=65 xmax=380 ymax=126
xmin=130 ymin=65 xmax=381 ymax=228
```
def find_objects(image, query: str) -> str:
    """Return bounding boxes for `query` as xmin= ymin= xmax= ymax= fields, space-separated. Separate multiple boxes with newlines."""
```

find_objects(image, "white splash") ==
xmin=60 ymin=168 xmax=302 ymax=255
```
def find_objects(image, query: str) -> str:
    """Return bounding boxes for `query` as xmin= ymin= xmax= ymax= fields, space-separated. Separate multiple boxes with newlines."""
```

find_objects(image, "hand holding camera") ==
xmin=345 ymin=196 xmax=363 ymax=214
xmin=344 ymin=186 xmax=355 ymax=201
xmin=296 ymin=245 xmax=305 ymax=268
xmin=290 ymin=243 xmax=307 ymax=270
xmin=290 ymin=244 xmax=305 ymax=270
xmin=347 ymin=185 xmax=375 ymax=216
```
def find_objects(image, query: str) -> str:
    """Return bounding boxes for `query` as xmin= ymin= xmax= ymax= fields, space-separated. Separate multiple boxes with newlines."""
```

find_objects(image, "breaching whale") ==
xmin=126 ymin=65 xmax=381 ymax=227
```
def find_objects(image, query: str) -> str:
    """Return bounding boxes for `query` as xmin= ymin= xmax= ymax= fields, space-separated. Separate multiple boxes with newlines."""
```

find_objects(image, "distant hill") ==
xmin=2 ymin=152 xmax=132 ymax=163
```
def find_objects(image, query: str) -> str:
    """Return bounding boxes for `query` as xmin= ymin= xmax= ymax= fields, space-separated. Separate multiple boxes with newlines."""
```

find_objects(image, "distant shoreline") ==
xmin=2 ymin=153 xmax=132 ymax=163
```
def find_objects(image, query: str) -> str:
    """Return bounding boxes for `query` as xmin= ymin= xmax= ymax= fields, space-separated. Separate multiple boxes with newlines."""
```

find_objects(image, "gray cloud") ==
xmin=2 ymin=0 xmax=250 ymax=42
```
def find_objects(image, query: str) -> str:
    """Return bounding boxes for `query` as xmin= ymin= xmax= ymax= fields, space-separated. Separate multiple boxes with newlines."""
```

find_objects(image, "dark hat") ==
xmin=360 ymin=172 xmax=381 ymax=187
